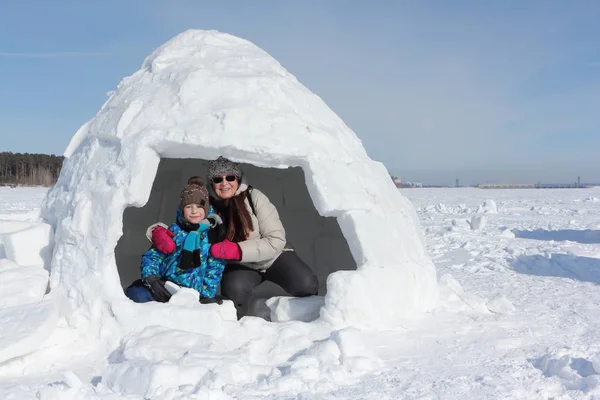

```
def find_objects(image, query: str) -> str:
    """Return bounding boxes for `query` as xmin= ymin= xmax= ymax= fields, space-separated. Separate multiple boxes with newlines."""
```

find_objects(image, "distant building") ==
xmin=404 ymin=181 xmax=423 ymax=188
xmin=389 ymin=174 xmax=423 ymax=188
xmin=477 ymin=182 xmax=590 ymax=189
xmin=477 ymin=183 xmax=535 ymax=189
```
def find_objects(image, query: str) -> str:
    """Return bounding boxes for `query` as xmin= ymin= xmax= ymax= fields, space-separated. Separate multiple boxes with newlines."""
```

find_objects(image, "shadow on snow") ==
xmin=511 ymin=254 xmax=600 ymax=285
xmin=513 ymin=229 xmax=600 ymax=245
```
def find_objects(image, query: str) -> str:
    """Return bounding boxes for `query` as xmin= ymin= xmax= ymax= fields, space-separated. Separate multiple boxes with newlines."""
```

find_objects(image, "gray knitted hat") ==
xmin=207 ymin=156 xmax=243 ymax=181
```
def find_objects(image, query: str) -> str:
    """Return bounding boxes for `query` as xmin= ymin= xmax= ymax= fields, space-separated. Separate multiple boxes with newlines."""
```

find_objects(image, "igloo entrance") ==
xmin=115 ymin=157 xmax=357 ymax=303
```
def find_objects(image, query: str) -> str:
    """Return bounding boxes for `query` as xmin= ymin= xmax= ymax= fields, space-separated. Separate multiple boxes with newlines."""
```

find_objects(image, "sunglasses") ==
xmin=212 ymin=175 xmax=237 ymax=184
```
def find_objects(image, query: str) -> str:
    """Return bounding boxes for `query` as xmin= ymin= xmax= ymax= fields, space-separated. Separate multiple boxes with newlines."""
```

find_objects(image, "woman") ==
xmin=151 ymin=157 xmax=318 ymax=312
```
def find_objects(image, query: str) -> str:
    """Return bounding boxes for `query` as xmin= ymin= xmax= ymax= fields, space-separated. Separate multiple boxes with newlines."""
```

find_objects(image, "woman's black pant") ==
xmin=221 ymin=251 xmax=318 ymax=309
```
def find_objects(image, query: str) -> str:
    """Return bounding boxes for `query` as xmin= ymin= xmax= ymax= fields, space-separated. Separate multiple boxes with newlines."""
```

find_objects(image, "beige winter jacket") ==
xmin=236 ymin=188 xmax=286 ymax=271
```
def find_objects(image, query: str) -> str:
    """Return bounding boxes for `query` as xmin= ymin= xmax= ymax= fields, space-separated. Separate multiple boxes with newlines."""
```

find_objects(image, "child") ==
xmin=125 ymin=177 xmax=226 ymax=304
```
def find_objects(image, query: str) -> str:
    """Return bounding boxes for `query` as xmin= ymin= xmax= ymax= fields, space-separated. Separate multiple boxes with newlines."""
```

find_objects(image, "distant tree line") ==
xmin=0 ymin=152 xmax=64 ymax=186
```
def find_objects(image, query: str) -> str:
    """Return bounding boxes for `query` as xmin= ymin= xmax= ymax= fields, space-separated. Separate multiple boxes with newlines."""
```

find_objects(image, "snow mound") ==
xmin=101 ymin=322 xmax=380 ymax=398
xmin=531 ymin=352 xmax=600 ymax=393
xmin=500 ymin=227 xmax=516 ymax=238
xmin=41 ymin=29 xmax=438 ymax=332
xmin=435 ymin=203 xmax=449 ymax=213
xmin=478 ymin=199 xmax=498 ymax=214
xmin=451 ymin=218 xmax=471 ymax=230
xmin=438 ymin=274 xmax=490 ymax=313
xmin=470 ymin=215 xmax=487 ymax=231
xmin=486 ymin=294 xmax=515 ymax=314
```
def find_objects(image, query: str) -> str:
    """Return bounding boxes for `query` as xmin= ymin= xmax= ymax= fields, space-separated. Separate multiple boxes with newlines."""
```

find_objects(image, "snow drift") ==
xmin=41 ymin=29 xmax=438 ymax=332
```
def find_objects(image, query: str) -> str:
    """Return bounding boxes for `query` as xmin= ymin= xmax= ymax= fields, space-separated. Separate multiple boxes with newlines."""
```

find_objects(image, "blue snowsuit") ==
xmin=140 ymin=209 xmax=226 ymax=298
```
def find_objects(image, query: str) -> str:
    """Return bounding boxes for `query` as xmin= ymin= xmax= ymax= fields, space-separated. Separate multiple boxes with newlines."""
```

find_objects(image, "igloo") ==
xmin=41 ymin=30 xmax=438 ymax=332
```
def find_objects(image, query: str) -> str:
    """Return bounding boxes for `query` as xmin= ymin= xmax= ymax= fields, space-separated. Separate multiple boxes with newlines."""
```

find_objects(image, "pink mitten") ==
xmin=152 ymin=226 xmax=176 ymax=254
xmin=210 ymin=240 xmax=242 ymax=261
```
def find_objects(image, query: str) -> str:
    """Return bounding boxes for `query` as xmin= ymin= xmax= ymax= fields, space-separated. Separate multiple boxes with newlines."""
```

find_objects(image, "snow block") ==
xmin=0 ymin=265 xmax=48 ymax=308
xmin=0 ymin=298 xmax=58 ymax=364
xmin=4 ymin=223 xmax=54 ymax=268
xmin=266 ymin=296 xmax=325 ymax=323
xmin=500 ymin=227 xmax=516 ymax=238
xmin=470 ymin=215 xmax=487 ymax=231
xmin=330 ymin=327 xmax=373 ymax=361
xmin=478 ymin=199 xmax=498 ymax=214
xmin=113 ymin=298 xmax=238 ymax=338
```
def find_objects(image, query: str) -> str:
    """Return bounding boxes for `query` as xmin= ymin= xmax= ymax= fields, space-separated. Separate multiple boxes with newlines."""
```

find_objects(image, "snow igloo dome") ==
xmin=42 ymin=29 xmax=439 ymax=331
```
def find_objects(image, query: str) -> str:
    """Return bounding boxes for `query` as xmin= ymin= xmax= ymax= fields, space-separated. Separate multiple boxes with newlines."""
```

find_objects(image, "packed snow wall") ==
xmin=116 ymin=158 xmax=357 ymax=297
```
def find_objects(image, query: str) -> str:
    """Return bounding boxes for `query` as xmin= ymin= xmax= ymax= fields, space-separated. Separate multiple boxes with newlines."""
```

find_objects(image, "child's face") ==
xmin=183 ymin=204 xmax=206 ymax=224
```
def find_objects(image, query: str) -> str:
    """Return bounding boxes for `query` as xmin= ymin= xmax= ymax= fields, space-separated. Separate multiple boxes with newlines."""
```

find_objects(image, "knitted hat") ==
xmin=179 ymin=176 xmax=210 ymax=215
xmin=207 ymin=156 xmax=243 ymax=182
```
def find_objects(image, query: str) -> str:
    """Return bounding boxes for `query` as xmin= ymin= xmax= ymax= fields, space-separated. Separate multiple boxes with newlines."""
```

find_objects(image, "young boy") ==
xmin=125 ymin=177 xmax=226 ymax=304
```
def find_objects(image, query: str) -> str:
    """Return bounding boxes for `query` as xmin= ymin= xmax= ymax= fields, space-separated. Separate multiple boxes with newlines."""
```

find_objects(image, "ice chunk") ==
xmin=452 ymin=219 xmax=471 ymax=229
xmin=478 ymin=199 xmax=498 ymax=214
xmin=470 ymin=215 xmax=487 ymax=231
xmin=500 ymin=227 xmax=516 ymax=238
xmin=435 ymin=203 xmax=448 ymax=213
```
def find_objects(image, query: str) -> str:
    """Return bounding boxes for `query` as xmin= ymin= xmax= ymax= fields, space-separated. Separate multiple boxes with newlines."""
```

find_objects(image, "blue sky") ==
xmin=1 ymin=1 xmax=599 ymax=185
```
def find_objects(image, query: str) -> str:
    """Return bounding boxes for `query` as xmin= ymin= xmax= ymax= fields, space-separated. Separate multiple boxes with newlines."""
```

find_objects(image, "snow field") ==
xmin=327 ymin=186 xmax=600 ymax=399
xmin=1 ymin=186 xmax=600 ymax=398
xmin=0 ymin=187 xmax=55 ymax=364
xmin=1 ymin=27 xmax=598 ymax=398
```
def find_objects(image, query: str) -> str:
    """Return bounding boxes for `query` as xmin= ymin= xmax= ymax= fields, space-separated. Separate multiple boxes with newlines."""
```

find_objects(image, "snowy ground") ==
xmin=1 ymin=186 xmax=600 ymax=399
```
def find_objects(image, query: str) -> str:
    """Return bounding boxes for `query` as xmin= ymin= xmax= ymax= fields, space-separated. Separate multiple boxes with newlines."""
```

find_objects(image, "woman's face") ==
xmin=212 ymin=174 xmax=239 ymax=199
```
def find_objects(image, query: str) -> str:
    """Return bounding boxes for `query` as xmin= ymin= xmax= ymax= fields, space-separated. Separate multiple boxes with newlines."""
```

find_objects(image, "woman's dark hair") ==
xmin=211 ymin=191 xmax=254 ymax=242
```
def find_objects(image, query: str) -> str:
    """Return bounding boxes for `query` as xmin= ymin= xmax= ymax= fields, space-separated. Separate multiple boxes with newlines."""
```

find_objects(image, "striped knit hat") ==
xmin=179 ymin=176 xmax=209 ymax=215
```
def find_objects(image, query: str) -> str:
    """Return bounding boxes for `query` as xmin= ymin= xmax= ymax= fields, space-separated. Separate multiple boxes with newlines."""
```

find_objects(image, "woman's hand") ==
xmin=210 ymin=240 xmax=242 ymax=261
xmin=152 ymin=226 xmax=176 ymax=254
